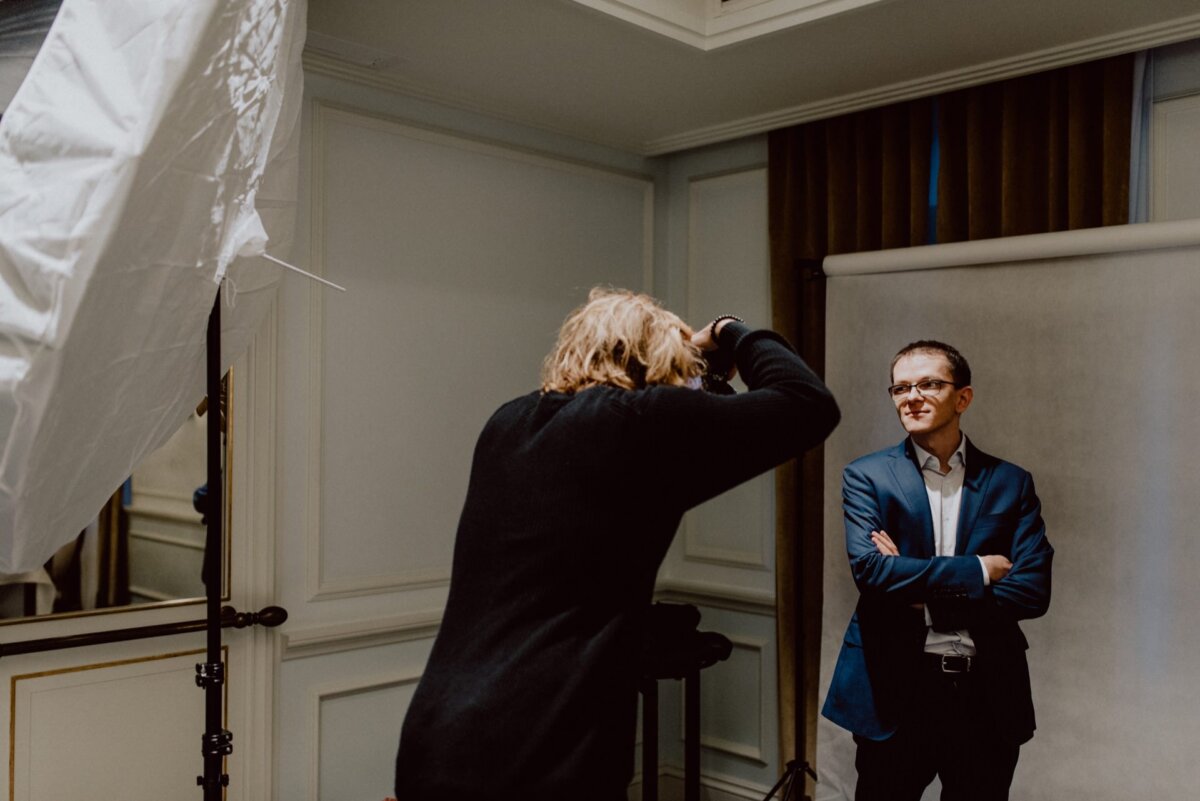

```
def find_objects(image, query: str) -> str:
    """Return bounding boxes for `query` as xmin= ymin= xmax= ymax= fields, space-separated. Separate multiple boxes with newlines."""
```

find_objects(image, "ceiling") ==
xmin=305 ymin=0 xmax=1200 ymax=155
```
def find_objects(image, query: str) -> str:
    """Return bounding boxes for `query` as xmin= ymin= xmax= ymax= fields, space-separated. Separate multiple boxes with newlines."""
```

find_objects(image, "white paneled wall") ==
xmin=1152 ymin=93 xmax=1200 ymax=221
xmin=302 ymin=105 xmax=652 ymax=603
xmin=273 ymin=77 xmax=660 ymax=801
xmin=653 ymin=145 xmax=780 ymax=801
xmin=0 ymin=620 xmax=275 ymax=801
xmin=10 ymin=649 xmax=206 ymax=798
xmin=676 ymin=167 xmax=775 ymax=591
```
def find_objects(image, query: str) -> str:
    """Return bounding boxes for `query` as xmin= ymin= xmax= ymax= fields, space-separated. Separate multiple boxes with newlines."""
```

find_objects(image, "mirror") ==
xmin=0 ymin=374 xmax=231 ymax=622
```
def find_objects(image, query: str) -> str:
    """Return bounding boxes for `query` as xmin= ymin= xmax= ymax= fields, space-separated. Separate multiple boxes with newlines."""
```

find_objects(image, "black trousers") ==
xmin=853 ymin=657 xmax=1021 ymax=801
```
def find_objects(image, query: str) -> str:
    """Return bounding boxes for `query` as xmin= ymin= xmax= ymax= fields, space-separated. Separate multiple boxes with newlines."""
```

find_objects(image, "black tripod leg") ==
xmin=764 ymin=761 xmax=795 ymax=801
xmin=642 ymin=678 xmax=658 ymax=801
xmin=762 ymin=759 xmax=817 ymax=801
xmin=685 ymin=668 xmax=699 ymax=801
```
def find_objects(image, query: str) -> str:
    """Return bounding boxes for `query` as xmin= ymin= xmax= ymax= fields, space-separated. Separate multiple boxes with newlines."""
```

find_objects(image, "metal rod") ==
xmin=261 ymin=253 xmax=347 ymax=292
xmin=0 ymin=605 xmax=287 ymax=659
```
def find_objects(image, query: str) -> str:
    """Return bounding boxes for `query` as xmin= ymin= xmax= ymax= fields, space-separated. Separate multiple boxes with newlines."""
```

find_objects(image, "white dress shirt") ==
xmin=911 ymin=435 xmax=989 ymax=656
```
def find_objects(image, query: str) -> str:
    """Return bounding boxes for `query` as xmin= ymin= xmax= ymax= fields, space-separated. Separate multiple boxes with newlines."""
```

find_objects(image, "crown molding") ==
xmin=642 ymin=12 xmax=1200 ymax=154
xmin=305 ymin=11 xmax=1200 ymax=158
xmin=301 ymin=49 xmax=647 ymax=155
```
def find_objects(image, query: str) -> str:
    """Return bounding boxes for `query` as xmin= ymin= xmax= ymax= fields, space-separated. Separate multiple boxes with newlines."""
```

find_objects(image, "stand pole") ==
xmin=198 ymin=286 xmax=231 ymax=798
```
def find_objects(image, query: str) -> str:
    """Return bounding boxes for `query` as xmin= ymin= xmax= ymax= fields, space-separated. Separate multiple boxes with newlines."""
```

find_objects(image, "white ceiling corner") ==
xmin=570 ymin=0 xmax=889 ymax=50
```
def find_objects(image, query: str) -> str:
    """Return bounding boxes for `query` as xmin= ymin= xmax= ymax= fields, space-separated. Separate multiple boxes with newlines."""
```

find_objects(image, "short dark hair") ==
xmin=891 ymin=340 xmax=971 ymax=387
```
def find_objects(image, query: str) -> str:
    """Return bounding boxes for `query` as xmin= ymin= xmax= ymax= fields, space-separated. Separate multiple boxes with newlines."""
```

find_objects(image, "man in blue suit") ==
xmin=822 ymin=341 xmax=1052 ymax=801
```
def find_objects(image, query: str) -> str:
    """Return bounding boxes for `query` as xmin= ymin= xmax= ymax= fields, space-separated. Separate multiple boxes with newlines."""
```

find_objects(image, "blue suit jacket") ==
xmin=822 ymin=438 xmax=1053 ymax=744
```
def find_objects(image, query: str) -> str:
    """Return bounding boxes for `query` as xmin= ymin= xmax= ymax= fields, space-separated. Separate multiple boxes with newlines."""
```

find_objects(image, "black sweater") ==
xmin=394 ymin=324 xmax=839 ymax=801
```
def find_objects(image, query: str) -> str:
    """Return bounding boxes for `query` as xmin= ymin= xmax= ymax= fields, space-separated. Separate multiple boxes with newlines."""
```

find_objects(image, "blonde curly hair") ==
xmin=541 ymin=287 xmax=706 ymax=393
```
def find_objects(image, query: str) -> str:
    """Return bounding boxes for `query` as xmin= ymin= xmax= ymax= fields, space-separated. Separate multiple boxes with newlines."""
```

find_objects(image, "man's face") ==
xmin=890 ymin=351 xmax=971 ymax=439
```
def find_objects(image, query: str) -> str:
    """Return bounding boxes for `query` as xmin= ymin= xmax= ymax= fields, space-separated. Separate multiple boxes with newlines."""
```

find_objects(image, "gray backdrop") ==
xmin=816 ymin=238 xmax=1200 ymax=800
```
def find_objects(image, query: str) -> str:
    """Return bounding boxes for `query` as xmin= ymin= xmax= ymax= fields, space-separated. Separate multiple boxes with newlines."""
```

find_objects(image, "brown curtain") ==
xmin=937 ymin=55 xmax=1133 ymax=241
xmin=768 ymin=52 xmax=1132 ymax=794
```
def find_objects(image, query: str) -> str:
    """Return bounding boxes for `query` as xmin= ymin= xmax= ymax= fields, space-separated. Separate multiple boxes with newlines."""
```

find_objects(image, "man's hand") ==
xmin=981 ymin=554 xmax=1013 ymax=583
xmin=871 ymin=529 xmax=900 ymax=556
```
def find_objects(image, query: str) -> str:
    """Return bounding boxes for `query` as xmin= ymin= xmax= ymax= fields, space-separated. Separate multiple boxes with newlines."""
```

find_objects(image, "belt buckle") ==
xmin=940 ymin=654 xmax=971 ymax=674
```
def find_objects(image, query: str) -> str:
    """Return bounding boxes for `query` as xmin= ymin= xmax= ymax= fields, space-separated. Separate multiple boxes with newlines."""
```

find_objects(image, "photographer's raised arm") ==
xmin=631 ymin=321 xmax=839 ymax=511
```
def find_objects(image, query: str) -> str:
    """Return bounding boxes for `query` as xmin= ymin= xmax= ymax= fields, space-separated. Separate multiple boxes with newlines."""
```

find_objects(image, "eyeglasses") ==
xmin=887 ymin=379 xmax=959 ymax=399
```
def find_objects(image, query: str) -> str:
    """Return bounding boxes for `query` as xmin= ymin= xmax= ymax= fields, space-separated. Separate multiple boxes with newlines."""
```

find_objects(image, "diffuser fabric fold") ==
xmin=0 ymin=0 xmax=306 ymax=572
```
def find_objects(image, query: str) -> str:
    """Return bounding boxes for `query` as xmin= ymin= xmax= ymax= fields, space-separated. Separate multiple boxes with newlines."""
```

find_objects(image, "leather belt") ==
xmin=924 ymin=653 xmax=974 ymax=674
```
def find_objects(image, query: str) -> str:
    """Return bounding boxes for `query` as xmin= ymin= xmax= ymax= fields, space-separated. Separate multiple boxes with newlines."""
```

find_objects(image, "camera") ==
xmin=702 ymin=347 xmax=736 ymax=394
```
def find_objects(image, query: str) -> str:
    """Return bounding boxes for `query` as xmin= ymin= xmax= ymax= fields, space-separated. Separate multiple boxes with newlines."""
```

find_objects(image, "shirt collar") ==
xmin=912 ymin=434 xmax=967 ymax=473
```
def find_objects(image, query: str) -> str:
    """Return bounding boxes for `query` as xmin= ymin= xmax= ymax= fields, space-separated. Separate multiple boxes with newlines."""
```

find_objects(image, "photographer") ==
xmin=393 ymin=287 xmax=838 ymax=801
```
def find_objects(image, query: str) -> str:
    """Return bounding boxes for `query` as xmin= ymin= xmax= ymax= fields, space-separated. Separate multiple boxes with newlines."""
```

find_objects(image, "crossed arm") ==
xmin=844 ymin=464 xmax=1052 ymax=629
xmin=872 ymin=530 xmax=1012 ymax=588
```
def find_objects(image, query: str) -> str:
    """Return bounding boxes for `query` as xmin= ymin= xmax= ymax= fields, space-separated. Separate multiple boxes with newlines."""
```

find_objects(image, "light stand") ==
xmin=197 ymin=287 xmax=231 ymax=798
xmin=761 ymin=759 xmax=817 ymax=801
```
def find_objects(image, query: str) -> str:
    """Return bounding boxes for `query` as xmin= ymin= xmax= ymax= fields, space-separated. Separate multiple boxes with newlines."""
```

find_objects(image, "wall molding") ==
xmin=303 ymin=102 xmax=454 ymax=602
xmin=127 ymin=530 xmax=205 ymax=552
xmin=307 ymin=14 xmax=1200 ymax=156
xmin=676 ymin=634 xmax=769 ymax=765
xmin=230 ymin=295 xmax=281 ymax=801
xmin=311 ymin=101 xmax=655 ymax=184
xmin=130 ymin=486 xmax=194 ymax=503
xmin=304 ymin=99 xmax=328 ymax=603
xmin=126 ymin=495 xmax=204 ymax=526
xmin=306 ymin=670 xmax=424 ymax=801
xmin=303 ymin=100 xmax=656 ymax=602
xmin=682 ymin=167 xmax=772 ymax=572
xmin=280 ymin=611 xmax=442 ymax=661
xmin=686 ymin=163 xmax=769 ymax=186
xmin=303 ymin=50 xmax=648 ymax=156
xmin=8 ymin=648 xmax=211 ymax=801
xmin=1151 ymin=94 xmax=1200 ymax=222
xmin=657 ymin=764 xmax=775 ymax=801
xmin=680 ymin=532 xmax=769 ymax=569
xmin=655 ymin=578 xmax=775 ymax=615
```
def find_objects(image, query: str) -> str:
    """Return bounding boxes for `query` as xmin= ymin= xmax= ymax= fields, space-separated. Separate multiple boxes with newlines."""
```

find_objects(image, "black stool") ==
xmin=640 ymin=603 xmax=733 ymax=801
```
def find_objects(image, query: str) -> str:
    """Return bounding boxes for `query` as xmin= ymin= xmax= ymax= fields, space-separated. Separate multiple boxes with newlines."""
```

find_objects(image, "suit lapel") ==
xmin=955 ymin=439 xmax=995 ymax=555
xmin=888 ymin=441 xmax=935 ymax=558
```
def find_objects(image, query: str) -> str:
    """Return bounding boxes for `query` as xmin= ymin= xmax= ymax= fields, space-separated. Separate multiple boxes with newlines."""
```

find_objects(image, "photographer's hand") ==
xmin=691 ymin=317 xmax=739 ymax=381
xmin=690 ymin=316 xmax=737 ymax=351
